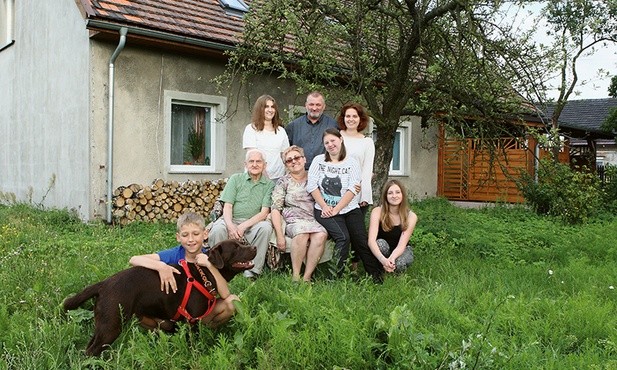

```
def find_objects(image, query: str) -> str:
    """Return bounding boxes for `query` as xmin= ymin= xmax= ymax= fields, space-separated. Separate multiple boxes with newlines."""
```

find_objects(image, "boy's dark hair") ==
xmin=177 ymin=212 xmax=205 ymax=232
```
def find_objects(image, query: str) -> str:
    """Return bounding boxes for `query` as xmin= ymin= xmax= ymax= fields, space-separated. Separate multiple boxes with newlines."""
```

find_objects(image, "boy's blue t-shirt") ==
xmin=157 ymin=245 xmax=208 ymax=265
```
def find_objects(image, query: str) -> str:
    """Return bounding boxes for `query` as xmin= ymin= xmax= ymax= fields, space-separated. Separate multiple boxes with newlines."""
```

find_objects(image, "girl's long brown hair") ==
xmin=251 ymin=94 xmax=282 ymax=133
xmin=379 ymin=179 xmax=410 ymax=232
xmin=323 ymin=128 xmax=346 ymax=162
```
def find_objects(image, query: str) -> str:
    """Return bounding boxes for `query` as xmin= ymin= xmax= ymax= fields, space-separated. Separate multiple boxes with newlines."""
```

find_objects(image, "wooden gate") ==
xmin=438 ymin=129 xmax=570 ymax=203
xmin=438 ymin=133 xmax=537 ymax=203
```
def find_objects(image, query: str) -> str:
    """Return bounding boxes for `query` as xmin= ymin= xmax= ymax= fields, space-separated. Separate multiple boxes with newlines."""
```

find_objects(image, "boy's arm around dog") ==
xmin=129 ymin=254 xmax=181 ymax=294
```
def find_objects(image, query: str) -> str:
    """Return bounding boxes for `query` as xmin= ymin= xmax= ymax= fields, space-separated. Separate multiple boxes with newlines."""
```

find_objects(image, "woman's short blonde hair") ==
xmin=281 ymin=145 xmax=305 ymax=160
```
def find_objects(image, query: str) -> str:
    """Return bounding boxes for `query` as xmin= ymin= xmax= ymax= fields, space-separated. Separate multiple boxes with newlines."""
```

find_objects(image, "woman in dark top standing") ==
xmin=367 ymin=179 xmax=417 ymax=273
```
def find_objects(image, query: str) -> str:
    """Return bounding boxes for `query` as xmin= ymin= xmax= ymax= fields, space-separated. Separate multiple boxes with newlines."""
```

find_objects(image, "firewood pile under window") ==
xmin=112 ymin=178 xmax=227 ymax=225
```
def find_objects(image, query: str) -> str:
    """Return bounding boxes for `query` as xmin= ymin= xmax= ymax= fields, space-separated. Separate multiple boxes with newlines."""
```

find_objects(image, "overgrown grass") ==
xmin=1 ymin=199 xmax=616 ymax=369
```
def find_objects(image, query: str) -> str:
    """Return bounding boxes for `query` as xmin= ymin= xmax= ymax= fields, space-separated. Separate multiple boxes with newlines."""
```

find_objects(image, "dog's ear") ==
xmin=208 ymin=247 xmax=225 ymax=269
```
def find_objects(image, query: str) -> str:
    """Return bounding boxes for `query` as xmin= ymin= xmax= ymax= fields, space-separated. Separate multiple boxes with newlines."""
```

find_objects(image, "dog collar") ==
xmin=172 ymin=259 xmax=217 ymax=324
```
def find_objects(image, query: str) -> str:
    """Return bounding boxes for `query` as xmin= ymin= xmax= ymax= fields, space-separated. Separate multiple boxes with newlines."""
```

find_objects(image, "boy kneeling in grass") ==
xmin=129 ymin=212 xmax=238 ymax=330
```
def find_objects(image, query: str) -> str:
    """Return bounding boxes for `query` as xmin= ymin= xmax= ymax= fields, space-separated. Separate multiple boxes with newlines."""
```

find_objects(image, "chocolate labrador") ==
xmin=63 ymin=240 xmax=256 ymax=356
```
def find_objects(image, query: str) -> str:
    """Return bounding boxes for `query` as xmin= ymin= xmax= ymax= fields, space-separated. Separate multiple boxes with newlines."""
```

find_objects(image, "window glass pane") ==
xmin=170 ymin=104 xmax=212 ymax=165
xmin=220 ymin=0 xmax=249 ymax=12
xmin=391 ymin=130 xmax=401 ymax=171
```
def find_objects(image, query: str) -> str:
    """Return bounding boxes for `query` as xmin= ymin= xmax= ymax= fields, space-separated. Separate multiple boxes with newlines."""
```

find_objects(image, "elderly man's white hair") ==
xmin=245 ymin=148 xmax=266 ymax=162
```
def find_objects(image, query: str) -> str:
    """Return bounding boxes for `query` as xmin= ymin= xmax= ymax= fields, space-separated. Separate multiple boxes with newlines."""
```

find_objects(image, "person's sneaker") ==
xmin=243 ymin=270 xmax=256 ymax=279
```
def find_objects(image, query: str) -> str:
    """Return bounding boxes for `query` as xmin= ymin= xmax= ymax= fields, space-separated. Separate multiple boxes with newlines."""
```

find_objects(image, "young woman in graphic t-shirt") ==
xmin=306 ymin=128 xmax=382 ymax=282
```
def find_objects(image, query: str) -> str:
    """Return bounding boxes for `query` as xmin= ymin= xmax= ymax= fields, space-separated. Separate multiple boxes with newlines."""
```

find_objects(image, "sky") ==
xmin=506 ymin=2 xmax=617 ymax=100
xmin=568 ymin=45 xmax=616 ymax=99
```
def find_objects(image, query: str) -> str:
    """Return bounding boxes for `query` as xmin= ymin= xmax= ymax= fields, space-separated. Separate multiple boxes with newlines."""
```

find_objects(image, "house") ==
xmin=542 ymin=98 xmax=617 ymax=168
xmin=0 ymin=0 xmax=438 ymax=221
xmin=437 ymin=98 xmax=617 ymax=204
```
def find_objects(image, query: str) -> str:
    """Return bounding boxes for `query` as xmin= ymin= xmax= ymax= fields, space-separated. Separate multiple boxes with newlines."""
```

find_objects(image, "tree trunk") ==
xmin=371 ymin=124 xmax=397 ymax=204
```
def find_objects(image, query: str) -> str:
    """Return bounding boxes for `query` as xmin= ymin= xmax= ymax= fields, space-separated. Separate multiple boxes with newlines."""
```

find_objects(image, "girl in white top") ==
xmin=337 ymin=102 xmax=375 ymax=215
xmin=243 ymin=95 xmax=290 ymax=180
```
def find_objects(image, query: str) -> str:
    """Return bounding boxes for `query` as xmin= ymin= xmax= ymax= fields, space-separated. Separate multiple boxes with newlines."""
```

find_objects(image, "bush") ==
xmin=517 ymin=159 xmax=603 ymax=224
xmin=602 ymin=164 xmax=617 ymax=212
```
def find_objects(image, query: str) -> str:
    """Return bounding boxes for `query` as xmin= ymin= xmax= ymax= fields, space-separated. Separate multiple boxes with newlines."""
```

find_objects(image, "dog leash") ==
xmin=172 ymin=259 xmax=217 ymax=324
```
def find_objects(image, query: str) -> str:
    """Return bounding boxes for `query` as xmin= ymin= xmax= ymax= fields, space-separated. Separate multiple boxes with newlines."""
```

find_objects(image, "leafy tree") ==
xmin=519 ymin=0 xmax=617 ymax=158
xmin=221 ymin=0 xmax=549 ymax=199
xmin=603 ymin=75 xmax=617 ymax=134
xmin=609 ymin=75 xmax=617 ymax=98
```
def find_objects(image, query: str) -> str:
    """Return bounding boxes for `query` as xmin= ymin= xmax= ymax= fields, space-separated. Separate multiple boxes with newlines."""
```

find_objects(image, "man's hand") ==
xmin=226 ymin=223 xmax=241 ymax=240
xmin=195 ymin=253 xmax=212 ymax=269
xmin=236 ymin=223 xmax=247 ymax=238
xmin=158 ymin=264 xmax=181 ymax=294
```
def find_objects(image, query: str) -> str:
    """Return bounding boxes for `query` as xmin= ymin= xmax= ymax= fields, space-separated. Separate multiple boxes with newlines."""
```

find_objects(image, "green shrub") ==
xmin=517 ymin=159 xmax=603 ymax=224
xmin=601 ymin=164 xmax=617 ymax=212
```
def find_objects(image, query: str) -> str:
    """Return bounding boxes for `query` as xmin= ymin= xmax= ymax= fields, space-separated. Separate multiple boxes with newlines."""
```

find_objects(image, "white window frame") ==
xmin=164 ymin=91 xmax=227 ymax=174
xmin=0 ymin=0 xmax=15 ymax=50
xmin=368 ymin=119 xmax=411 ymax=176
xmin=389 ymin=122 xmax=411 ymax=176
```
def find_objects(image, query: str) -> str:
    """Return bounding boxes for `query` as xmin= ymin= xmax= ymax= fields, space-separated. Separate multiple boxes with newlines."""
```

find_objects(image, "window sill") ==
xmin=0 ymin=40 xmax=15 ymax=52
xmin=169 ymin=166 xmax=222 ymax=175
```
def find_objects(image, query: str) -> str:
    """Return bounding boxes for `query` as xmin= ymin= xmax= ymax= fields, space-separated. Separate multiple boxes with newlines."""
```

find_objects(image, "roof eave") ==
xmin=85 ymin=19 xmax=237 ymax=55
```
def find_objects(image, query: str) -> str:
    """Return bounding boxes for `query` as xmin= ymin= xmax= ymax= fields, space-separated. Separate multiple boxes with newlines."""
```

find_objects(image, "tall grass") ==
xmin=1 ymin=199 xmax=616 ymax=369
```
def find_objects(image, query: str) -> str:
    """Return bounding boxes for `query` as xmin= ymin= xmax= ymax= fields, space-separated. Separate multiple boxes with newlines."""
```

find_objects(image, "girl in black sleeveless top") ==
xmin=367 ymin=179 xmax=418 ymax=273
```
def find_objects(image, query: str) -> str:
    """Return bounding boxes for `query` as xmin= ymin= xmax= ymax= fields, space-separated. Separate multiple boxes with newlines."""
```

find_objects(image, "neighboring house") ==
xmin=543 ymin=98 xmax=617 ymax=168
xmin=437 ymin=98 xmax=617 ymax=204
xmin=0 ymin=0 xmax=438 ymax=221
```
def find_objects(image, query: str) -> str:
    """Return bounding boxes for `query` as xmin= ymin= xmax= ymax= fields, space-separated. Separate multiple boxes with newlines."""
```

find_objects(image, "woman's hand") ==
xmin=378 ymin=255 xmax=396 ymax=273
xmin=384 ymin=257 xmax=397 ymax=272
xmin=321 ymin=205 xmax=334 ymax=218
xmin=276 ymin=235 xmax=287 ymax=251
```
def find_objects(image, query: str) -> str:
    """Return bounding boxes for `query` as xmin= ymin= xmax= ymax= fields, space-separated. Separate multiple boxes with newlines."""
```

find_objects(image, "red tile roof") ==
xmin=77 ymin=0 xmax=246 ymax=47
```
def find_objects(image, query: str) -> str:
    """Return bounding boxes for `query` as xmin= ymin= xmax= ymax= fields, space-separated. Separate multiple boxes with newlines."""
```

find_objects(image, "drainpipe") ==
xmin=106 ymin=27 xmax=128 ymax=224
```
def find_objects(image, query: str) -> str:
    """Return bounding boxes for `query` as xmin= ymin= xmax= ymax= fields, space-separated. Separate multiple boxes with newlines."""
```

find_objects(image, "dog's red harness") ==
xmin=172 ymin=259 xmax=217 ymax=324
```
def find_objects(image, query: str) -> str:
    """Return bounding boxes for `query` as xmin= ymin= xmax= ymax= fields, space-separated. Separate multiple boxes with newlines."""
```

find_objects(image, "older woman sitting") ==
xmin=271 ymin=145 xmax=328 ymax=282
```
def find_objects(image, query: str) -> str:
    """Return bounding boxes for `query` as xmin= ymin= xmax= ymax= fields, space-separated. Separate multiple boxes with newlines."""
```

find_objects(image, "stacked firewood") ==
xmin=112 ymin=178 xmax=227 ymax=225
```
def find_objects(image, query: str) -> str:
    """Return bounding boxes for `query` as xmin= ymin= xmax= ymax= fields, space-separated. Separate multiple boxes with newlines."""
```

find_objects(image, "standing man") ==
xmin=208 ymin=149 xmax=275 ymax=279
xmin=286 ymin=91 xmax=338 ymax=170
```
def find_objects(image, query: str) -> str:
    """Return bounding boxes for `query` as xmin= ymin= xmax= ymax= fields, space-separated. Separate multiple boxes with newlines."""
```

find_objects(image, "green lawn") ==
xmin=1 ymin=199 xmax=616 ymax=369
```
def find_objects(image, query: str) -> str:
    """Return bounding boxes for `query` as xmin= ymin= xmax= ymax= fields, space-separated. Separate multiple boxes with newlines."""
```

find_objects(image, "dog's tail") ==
xmin=63 ymin=283 xmax=102 ymax=311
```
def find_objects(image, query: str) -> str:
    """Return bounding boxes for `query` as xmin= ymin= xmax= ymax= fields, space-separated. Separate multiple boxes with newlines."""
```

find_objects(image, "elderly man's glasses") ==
xmin=284 ymin=155 xmax=304 ymax=164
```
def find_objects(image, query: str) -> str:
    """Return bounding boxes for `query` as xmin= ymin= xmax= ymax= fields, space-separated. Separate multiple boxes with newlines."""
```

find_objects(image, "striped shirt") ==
xmin=306 ymin=154 xmax=362 ymax=215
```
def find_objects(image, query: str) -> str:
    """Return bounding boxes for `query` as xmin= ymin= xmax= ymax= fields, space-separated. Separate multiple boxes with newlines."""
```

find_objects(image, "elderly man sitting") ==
xmin=208 ymin=149 xmax=275 ymax=279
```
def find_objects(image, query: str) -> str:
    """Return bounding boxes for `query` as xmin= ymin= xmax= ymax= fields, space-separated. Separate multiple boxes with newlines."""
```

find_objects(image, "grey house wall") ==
xmin=408 ymin=121 xmax=438 ymax=199
xmin=87 ymin=40 xmax=301 ymax=219
xmin=0 ymin=0 xmax=91 ymax=219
